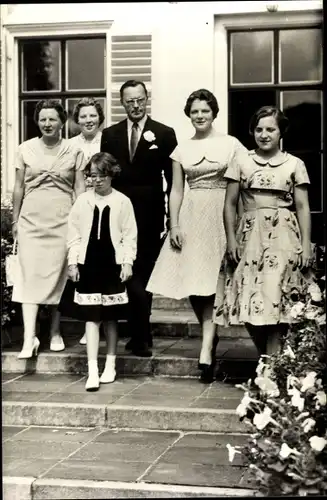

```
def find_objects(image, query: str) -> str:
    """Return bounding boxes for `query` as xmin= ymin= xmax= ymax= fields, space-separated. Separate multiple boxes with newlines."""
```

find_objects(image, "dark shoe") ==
xmin=131 ymin=345 xmax=152 ymax=357
xmin=125 ymin=339 xmax=135 ymax=351
xmin=199 ymin=363 xmax=215 ymax=384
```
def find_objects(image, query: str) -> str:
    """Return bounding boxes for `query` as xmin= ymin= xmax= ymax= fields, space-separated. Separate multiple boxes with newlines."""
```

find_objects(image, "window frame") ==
xmin=18 ymin=34 xmax=107 ymax=141
xmin=227 ymin=24 xmax=323 ymax=214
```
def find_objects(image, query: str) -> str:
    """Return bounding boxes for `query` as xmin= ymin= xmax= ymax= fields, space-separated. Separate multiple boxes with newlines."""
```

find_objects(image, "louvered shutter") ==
xmin=110 ymin=35 xmax=152 ymax=124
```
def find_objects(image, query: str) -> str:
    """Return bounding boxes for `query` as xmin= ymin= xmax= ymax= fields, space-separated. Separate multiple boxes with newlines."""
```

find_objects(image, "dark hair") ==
xmin=34 ymin=99 xmax=67 ymax=125
xmin=85 ymin=152 xmax=121 ymax=178
xmin=249 ymin=106 xmax=289 ymax=137
xmin=184 ymin=89 xmax=219 ymax=119
xmin=120 ymin=80 xmax=148 ymax=101
xmin=72 ymin=97 xmax=105 ymax=125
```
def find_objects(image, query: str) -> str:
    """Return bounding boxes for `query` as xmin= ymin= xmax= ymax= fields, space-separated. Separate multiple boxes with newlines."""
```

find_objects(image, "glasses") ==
xmin=89 ymin=174 xmax=109 ymax=180
xmin=124 ymin=98 xmax=146 ymax=106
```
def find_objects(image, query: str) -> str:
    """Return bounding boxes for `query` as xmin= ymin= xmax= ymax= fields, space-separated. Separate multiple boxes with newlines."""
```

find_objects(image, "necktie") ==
xmin=130 ymin=122 xmax=138 ymax=161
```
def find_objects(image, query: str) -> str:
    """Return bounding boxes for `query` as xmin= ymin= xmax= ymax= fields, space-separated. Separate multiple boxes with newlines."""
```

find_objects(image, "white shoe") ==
xmin=85 ymin=372 xmax=100 ymax=391
xmin=79 ymin=334 xmax=87 ymax=345
xmin=100 ymin=367 xmax=116 ymax=384
xmin=50 ymin=335 xmax=65 ymax=352
xmin=18 ymin=337 xmax=40 ymax=359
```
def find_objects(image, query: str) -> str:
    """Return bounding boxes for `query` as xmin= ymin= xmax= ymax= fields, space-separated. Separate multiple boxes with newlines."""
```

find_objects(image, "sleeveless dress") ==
xmin=12 ymin=138 xmax=85 ymax=305
xmin=214 ymin=150 xmax=312 ymax=326
xmin=146 ymin=134 xmax=246 ymax=299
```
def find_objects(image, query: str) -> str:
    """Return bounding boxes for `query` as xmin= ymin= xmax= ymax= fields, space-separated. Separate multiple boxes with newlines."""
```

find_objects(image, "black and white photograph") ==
xmin=1 ymin=1 xmax=326 ymax=498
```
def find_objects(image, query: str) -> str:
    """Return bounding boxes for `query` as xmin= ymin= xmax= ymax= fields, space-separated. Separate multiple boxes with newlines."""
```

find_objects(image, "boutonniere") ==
xmin=143 ymin=130 xmax=156 ymax=142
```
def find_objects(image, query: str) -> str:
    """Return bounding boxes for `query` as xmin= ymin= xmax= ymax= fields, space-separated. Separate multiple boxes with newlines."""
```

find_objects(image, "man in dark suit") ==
xmin=101 ymin=80 xmax=177 ymax=357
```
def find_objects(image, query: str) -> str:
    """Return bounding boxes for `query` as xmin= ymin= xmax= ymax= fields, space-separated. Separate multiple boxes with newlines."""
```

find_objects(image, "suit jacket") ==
xmin=101 ymin=117 xmax=177 ymax=241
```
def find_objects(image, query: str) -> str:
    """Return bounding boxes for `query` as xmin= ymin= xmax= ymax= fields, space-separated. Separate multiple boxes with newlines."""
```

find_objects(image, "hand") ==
xmin=12 ymin=222 xmax=18 ymax=240
xmin=226 ymin=238 xmax=240 ymax=265
xmin=170 ymin=226 xmax=183 ymax=250
xmin=298 ymin=242 xmax=312 ymax=270
xmin=120 ymin=263 xmax=133 ymax=282
xmin=68 ymin=264 xmax=80 ymax=282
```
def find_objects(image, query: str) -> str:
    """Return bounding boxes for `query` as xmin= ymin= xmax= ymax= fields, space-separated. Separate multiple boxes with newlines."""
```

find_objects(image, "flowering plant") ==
xmin=1 ymin=196 xmax=16 ymax=328
xmin=227 ymin=269 xmax=327 ymax=496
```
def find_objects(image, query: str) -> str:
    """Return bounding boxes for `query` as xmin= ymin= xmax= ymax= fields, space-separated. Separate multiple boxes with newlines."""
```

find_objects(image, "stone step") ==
xmin=2 ymin=338 xmax=258 ymax=381
xmin=152 ymin=294 xmax=191 ymax=310
xmin=2 ymin=374 xmax=249 ymax=432
xmin=3 ymin=425 xmax=256 ymax=499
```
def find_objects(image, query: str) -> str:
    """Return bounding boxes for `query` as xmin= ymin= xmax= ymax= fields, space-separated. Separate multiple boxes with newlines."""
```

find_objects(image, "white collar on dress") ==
xmin=77 ymin=130 xmax=102 ymax=144
xmin=249 ymin=150 xmax=289 ymax=167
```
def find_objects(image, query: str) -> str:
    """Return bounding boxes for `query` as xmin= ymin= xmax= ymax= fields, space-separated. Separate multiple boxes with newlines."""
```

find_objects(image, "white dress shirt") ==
xmin=127 ymin=115 xmax=148 ymax=156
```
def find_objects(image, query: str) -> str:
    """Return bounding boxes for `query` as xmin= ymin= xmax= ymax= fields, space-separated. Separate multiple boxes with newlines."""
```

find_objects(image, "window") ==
xmin=19 ymin=36 xmax=106 ymax=140
xmin=228 ymin=25 xmax=323 ymax=241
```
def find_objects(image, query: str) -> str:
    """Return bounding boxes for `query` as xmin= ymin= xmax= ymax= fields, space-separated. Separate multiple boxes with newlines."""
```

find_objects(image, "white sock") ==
xmin=104 ymin=355 xmax=116 ymax=371
xmin=88 ymin=360 xmax=98 ymax=374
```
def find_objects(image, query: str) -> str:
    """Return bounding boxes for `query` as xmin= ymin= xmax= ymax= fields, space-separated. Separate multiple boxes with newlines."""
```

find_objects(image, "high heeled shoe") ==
xmin=198 ymin=335 xmax=219 ymax=384
xmin=18 ymin=337 xmax=40 ymax=359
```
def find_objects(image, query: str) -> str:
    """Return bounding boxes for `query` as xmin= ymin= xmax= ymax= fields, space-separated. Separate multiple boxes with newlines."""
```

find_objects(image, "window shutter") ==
xmin=111 ymin=35 xmax=152 ymax=124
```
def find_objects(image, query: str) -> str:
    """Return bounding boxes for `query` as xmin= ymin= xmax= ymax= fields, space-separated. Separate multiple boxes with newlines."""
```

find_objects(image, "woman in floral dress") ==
xmin=214 ymin=106 xmax=312 ymax=356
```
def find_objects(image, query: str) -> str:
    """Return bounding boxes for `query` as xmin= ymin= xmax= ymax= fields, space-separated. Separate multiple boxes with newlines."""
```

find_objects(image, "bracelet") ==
xmin=170 ymin=224 xmax=179 ymax=229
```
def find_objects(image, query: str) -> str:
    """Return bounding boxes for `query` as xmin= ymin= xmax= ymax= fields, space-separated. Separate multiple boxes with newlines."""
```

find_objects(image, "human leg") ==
xmin=190 ymin=295 xmax=218 ymax=383
xmin=49 ymin=306 xmax=65 ymax=351
xmin=245 ymin=323 xmax=268 ymax=356
xmin=125 ymin=273 xmax=152 ymax=357
xmin=100 ymin=320 xmax=118 ymax=383
xmin=85 ymin=321 xmax=100 ymax=391
xmin=18 ymin=303 xmax=40 ymax=359
xmin=266 ymin=323 xmax=288 ymax=356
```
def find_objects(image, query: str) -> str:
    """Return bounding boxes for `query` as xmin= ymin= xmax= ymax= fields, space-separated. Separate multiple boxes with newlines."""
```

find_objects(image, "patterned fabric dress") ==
xmin=12 ymin=138 xmax=85 ymax=305
xmin=214 ymin=150 xmax=312 ymax=327
xmin=146 ymin=134 xmax=246 ymax=299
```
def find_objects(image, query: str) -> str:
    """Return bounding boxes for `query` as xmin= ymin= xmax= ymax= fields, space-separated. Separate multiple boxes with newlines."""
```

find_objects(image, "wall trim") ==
xmin=215 ymin=9 xmax=322 ymax=29
xmin=3 ymin=20 xmax=113 ymax=35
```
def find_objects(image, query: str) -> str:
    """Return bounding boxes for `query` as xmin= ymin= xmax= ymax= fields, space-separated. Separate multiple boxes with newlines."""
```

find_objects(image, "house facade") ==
xmin=1 ymin=1 xmax=324 ymax=242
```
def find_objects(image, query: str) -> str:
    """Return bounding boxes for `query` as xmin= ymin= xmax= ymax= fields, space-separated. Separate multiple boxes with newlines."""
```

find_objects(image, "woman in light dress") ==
xmin=12 ymin=100 xmax=86 ymax=359
xmin=68 ymin=97 xmax=105 ymax=345
xmin=214 ymin=106 xmax=312 ymax=356
xmin=147 ymin=89 xmax=247 ymax=383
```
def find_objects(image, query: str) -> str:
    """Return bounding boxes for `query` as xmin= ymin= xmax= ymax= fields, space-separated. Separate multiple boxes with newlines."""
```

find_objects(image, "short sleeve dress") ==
xmin=214 ymin=150 xmax=312 ymax=326
xmin=12 ymin=137 xmax=86 ymax=305
xmin=146 ymin=134 xmax=247 ymax=299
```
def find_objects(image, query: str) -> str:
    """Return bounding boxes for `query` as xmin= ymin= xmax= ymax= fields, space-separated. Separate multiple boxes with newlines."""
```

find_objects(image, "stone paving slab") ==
xmin=3 ymin=425 xmax=254 ymax=493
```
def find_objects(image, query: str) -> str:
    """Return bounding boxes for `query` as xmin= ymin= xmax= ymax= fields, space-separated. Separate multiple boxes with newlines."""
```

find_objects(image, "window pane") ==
xmin=229 ymin=90 xmax=276 ymax=149
xmin=22 ymin=41 xmax=61 ymax=91
xmin=231 ymin=31 xmax=273 ymax=84
xmin=282 ymin=91 xmax=322 ymax=151
xmin=67 ymin=39 xmax=105 ymax=90
xmin=66 ymin=98 xmax=106 ymax=138
xmin=279 ymin=28 xmax=322 ymax=83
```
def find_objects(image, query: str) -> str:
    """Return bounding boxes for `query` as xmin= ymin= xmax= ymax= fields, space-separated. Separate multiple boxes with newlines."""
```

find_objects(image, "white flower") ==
xmin=288 ymin=387 xmax=305 ymax=411
xmin=236 ymin=393 xmax=251 ymax=417
xmin=254 ymin=375 xmax=280 ymax=397
xmin=309 ymin=436 xmax=327 ymax=452
xmin=317 ymin=313 xmax=326 ymax=325
xmin=226 ymin=443 xmax=242 ymax=462
xmin=279 ymin=443 xmax=302 ymax=459
xmin=314 ymin=390 xmax=327 ymax=408
xmin=302 ymin=418 xmax=316 ymax=433
xmin=253 ymin=406 xmax=273 ymax=430
xmin=300 ymin=372 xmax=317 ymax=392
xmin=284 ymin=344 xmax=296 ymax=359
xmin=305 ymin=308 xmax=319 ymax=320
xmin=307 ymin=283 xmax=322 ymax=302
xmin=143 ymin=130 xmax=156 ymax=142
xmin=287 ymin=374 xmax=300 ymax=391
xmin=290 ymin=301 xmax=305 ymax=319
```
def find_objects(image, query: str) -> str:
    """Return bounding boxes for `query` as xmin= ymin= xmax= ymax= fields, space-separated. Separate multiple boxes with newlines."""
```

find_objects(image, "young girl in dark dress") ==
xmin=65 ymin=152 xmax=137 ymax=391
